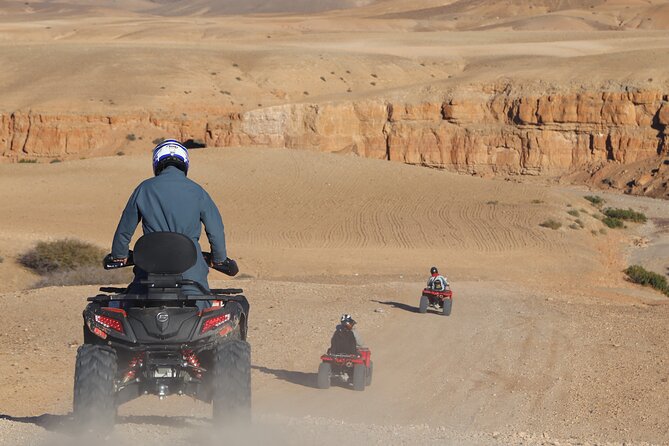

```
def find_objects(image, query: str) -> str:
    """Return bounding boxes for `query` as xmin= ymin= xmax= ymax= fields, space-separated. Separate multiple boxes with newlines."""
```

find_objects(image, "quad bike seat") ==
xmin=328 ymin=329 xmax=358 ymax=355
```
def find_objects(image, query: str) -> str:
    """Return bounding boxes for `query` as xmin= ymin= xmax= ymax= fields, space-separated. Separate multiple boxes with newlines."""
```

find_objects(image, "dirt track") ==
xmin=0 ymin=279 xmax=668 ymax=445
xmin=0 ymin=150 xmax=668 ymax=445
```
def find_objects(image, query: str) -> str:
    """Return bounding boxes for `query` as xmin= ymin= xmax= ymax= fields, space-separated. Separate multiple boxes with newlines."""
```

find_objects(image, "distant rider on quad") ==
xmin=427 ymin=266 xmax=449 ymax=291
xmin=333 ymin=314 xmax=364 ymax=348
xmin=110 ymin=139 xmax=236 ymax=309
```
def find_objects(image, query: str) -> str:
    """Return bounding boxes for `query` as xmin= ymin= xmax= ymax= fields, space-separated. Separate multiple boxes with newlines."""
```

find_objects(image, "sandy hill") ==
xmin=146 ymin=0 xmax=377 ymax=15
xmin=371 ymin=0 xmax=669 ymax=30
xmin=0 ymin=147 xmax=663 ymax=300
xmin=0 ymin=0 xmax=377 ymax=16
xmin=1 ymin=0 xmax=669 ymax=30
xmin=0 ymin=148 xmax=591 ymax=290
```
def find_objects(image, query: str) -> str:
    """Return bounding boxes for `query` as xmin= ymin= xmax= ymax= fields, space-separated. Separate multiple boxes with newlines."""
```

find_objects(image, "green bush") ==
xmin=602 ymin=217 xmax=624 ymax=229
xmin=567 ymin=209 xmax=579 ymax=217
xmin=19 ymin=239 xmax=105 ymax=275
xmin=539 ymin=219 xmax=561 ymax=230
xmin=584 ymin=195 xmax=605 ymax=207
xmin=603 ymin=208 xmax=647 ymax=223
xmin=624 ymin=265 xmax=669 ymax=297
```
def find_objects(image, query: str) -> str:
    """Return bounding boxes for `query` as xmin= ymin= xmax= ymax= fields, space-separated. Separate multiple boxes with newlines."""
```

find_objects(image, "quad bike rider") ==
xmin=419 ymin=266 xmax=453 ymax=316
xmin=73 ymin=140 xmax=251 ymax=431
xmin=109 ymin=139 xmax=235 ymax=309
xmin=317 ymin=315 xmax=372 ymax=391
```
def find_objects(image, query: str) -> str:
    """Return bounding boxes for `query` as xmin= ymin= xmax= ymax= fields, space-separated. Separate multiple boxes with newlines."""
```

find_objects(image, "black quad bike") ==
xmin=73 ymin=232 xmax=250 ymax=431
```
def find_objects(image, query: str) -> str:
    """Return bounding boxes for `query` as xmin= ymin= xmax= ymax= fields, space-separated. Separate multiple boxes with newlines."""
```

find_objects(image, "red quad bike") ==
xmin=419 ymin=287 xmax=453 ymax=316
xmin=73 ymin=232 xmax=250 ymax=432
xmin=317 ymin=329 xmax=372 ymax=391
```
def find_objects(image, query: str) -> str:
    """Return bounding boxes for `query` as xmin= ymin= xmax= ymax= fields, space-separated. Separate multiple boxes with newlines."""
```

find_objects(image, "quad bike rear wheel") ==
xmin=442 ymin=298 xmax=452 ymax=316
xmin=212 ymin=339 xmax=251 ymax=424
xmin=73 ymin=344 xmax=118 ymax=433
xmin=352 ymin=364 xmax=366 ymax=391
xmin=419 ymin=295 xmax=429 ymax=314
xmin=317 ymin=362 xmax=331 ymax=389
xmin=365 ymin=361 xmax=373 ymax=386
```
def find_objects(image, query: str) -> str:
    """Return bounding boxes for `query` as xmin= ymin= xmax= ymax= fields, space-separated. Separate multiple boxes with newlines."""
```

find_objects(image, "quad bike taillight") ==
xmin=200 ymin=313 xmax=231 ymax=334
xmin=94 ymin=314 xmax=125 ymax=334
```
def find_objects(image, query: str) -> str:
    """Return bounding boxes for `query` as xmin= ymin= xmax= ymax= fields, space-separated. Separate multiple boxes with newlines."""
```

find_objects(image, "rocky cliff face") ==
xmin=2 ymin=86 xmax=667 ymax=188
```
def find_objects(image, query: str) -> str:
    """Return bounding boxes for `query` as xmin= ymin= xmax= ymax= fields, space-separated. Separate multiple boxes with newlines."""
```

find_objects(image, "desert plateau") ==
xmin=0 ymin=1 xmax=668 ymax=445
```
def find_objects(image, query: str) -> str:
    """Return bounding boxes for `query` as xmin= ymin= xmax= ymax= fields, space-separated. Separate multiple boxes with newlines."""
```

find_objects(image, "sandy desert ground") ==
xmin=0 ymin=149 xmax=668 ymax=445
xmin=1 ymin=1 xmax=669 ymax=445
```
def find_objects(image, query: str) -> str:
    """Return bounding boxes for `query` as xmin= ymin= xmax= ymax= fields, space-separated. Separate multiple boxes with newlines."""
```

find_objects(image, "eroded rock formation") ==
xmin=2 ymin=86 xmax=667 ymax=195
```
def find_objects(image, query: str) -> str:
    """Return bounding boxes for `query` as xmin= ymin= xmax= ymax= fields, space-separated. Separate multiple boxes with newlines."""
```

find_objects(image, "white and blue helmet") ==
xmin=152 ymin=139 xmax=189 ymax=176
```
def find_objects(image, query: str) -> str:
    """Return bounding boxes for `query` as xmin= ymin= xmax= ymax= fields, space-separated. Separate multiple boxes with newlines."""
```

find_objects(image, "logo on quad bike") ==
xmin=156 ymin=311 xmax=169 ymax=332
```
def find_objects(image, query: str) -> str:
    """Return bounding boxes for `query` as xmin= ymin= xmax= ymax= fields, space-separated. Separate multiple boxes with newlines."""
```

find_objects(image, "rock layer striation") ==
xmin=2 ymin=86 xmax=668 ymax=193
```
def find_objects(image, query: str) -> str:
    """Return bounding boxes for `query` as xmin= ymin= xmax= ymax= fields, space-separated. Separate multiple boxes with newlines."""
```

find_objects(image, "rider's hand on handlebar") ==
xmin=212 ymin=257 xmax=239 ymax=277
xmin=103 ymin=253 xmax=131 ymax=269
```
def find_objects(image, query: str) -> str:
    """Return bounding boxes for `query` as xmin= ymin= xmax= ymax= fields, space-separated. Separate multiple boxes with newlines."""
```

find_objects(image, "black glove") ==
xmin=103 ymin=251 xmax=133 ymax=270
xmin=212 ymin=257 xmax=239 ymax=277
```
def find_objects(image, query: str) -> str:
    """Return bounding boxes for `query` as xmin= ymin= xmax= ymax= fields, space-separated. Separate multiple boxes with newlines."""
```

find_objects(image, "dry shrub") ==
xmin=539 ymin=219 xmax=561 ymax=230
xmin=603 ymin=208 xmax=647 ymax=223
xmin=34 ymin=266 xmax=132 ymax=288
xmin=19 ymin=239 xmax=105 ymax=275
xmin=624 ymin=265 xmax=669 ymax=297
xmin=602 ymin=216 xmax=624 ymax=229
xmin=584 ymin=195 xmax=605 ymax=207
xmin=20 ymin=239 xmax=133 ymax=288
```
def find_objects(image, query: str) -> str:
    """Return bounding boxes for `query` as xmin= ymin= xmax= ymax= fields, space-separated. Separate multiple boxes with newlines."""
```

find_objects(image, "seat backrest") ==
xmin=133 ymin=232 xmax=197 ymax=274
xmin=330 ymin=329 xmax=357 ymax=355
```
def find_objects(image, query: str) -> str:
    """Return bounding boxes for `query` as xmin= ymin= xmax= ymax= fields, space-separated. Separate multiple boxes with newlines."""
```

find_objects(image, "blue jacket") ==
xmin=111 ymin=166 xmax=227 ymax=291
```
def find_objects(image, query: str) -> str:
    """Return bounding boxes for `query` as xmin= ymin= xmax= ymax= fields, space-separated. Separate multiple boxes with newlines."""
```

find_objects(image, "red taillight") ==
xmin=95 ymin=314 xmax=124 ymax=334
xmin=201 ymin=313 xmax=230 ymax=334
xmin=102 ymin=307 xmax=127 ymax=317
